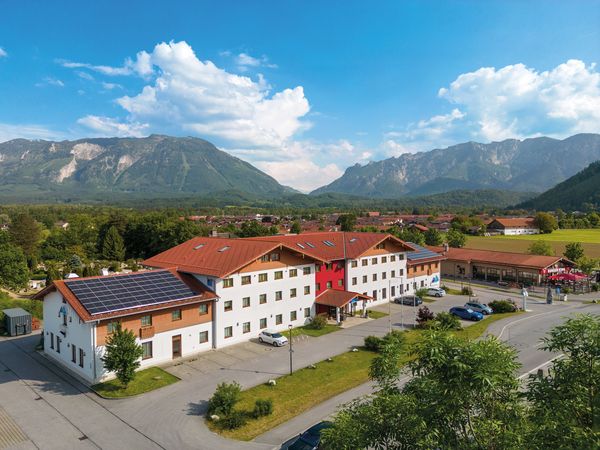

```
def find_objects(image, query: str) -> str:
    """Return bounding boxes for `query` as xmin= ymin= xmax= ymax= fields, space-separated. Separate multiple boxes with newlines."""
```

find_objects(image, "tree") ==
xmin=238 ymin=220 xmax=274 ymax=238
xmin=577 ymin=256 xmax=599 ymax=275
xmin=290 ymin=221 xmax=302 ymax=234
xmin=526 ymin=314 xmax=600 ymax=448
xmin=45 ymin=264 xmax=60 ymax=286
xmin=336 ymin=214 xmax=356 ymax=232
xmin=101 ymin=324 xmax=144 ymax=386
xmin=528 ymin=240 xmax=554 ymax=256
xmin=431 ymin=312 xmax=461 ymax=330
xmin=8 ymin=213 xmax=41 ymax=259
xmin=424 ymin=228 xmax=443 ymax=246
xmin=564 ymin=242 xmax=585 ymax=262
xmin=416 ymin=306 xmax=435 ymax=328
xmin=446 ymin=229 xmax=466 ymax=248
xmin=101 ymin=226 xmax=126 ymax=261
xmin=207 ymin=381 xmax=242 ymax=417
xmin=388 ymin=227 xmax=426 ymax=246
xmin=0 ymin=239 xmax=30 ymax=290
xmin=534 ymin=212 xmax=558 ymax=234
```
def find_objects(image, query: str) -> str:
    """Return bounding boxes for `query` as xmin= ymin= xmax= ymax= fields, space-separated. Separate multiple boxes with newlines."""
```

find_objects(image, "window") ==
xmin=224 ymin=300 xmax=233 ymax=312
xmin=382 ymin=272 xmax=387 ymax=280
xmin=315 ymin=264 xmax=321 ymax=273
xmin=376 ymin=243 xmax=385 ymax=249
xmin=352 ymin=277 xmax=357 ymax=286
xmin=224 ymin=326 xmax=233 ymax=339
xmin=142 ymin=342 xmax=153 ymax=360
xmin=271 ymin=252 xmax=280 ymax=261
xmin=382 ymin=288 xmax=387 ymax=299
xmin=274 ymin=271 xmax=283 ymax=280
xmin=362 ymin=259 xmax=368 ymax=266
xmin=338 ymin=279 xmax=343 ymax=287
xmin=351 ymin=260 xmax=358 ymax=268
xmin=63 ymin=313 xmax=67 ymax=326
xmin=260 ymin=254 xmax=269 ymax=262
xmin=79 ymin=348 xmax=84 ymax=368
xmin=72 ymin=344 xmax=77 ymax=363
xmin=373 ymin=273 xmax=378 ymax=281
xmin=241 ymin=275 xmax=251 ymax=285
xmin=107 ymin=321 xmax=119 ymax=334
xmin=223 ymin=278 xmax=233 ymax=288
xmin=276 ymin=314 xmax=282 ymax=325
xmin=199 ymin=331 xmax=209 ymax=343
xmin=391 ymin=270 xmax=396 ymax=278
xmin=290 ymin=288 xmax=297 ymax=298
xmin=326 ymin=263 xmax=333 ymax=271
xmin=382 ymin=256 xmax=387 ymax=263
xmin=421 ymin=280 xmax=425 ymax=287
xmin=372 ymin=257 xmax=378 ymax=264
xmin=316 ymin=283 xmax=321 ymax=292
xmin=259 ymin=273 xmax=268 ymax=282
xmin=304 ymin=307 xmax=311 ymax=318
xmin=172 ymin=309 xmax=182 ymax=321
xmin=260 ymin=293 xmax=267 ymax=304
xmin=242 ymin=297 xmax=250 ymax=308
xmin=243 ymin=322 xmax=251 ymax=334
xmin=56 ymin=336 xmax=61 ymax=353
xmin=141 ymin=315 xmax=152 ymax=327
xmin=391 ymin=255 xmax=396 ymax=262
xmin=260 ymin=318 xmax=267 ymax=329
xmin=275 ymin=291 xmax=283 ymax=301
xmin=326 ymin=281 xmax=332 ymax=289
xmin=199 ymin=303 xmax=208 ymax=315
xmin=362 ymin=275 xmax=367 ymax=283
xmin=304 ymin=285 xmax=310 ymax=295
xmin=400 ymin=269 xmax=404 ymax=276
xmin=289 ymin=268 xmax=298 ymax=277
xmin=303 ymin=267 xmax=311 ymax=275
xmin=290 ymin=310 xmax=297 ymax=321
xmin=372 ymin=290 xmax=378 ymax=300
xmin=399 ymin=254 xmax=404 ymax=260
xmin=391 ymin=286 xmax=396 ymax=297
xmin=50 ymin=332 xmax=54 ymax=349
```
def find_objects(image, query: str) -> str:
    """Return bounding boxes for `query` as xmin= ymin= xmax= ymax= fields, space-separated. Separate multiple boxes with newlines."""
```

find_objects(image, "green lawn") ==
xmin=366 ymin=310 xmax=388 ymax=319
xmin=290 ymin=323 xmax=341 ymax=338
xmin=209 ymin=311 xmax=521 ymax=441
xmin=466 ymin=229 xmax=600 ymax=258
xmin=92 ymin=367 xmax=179 ymax=398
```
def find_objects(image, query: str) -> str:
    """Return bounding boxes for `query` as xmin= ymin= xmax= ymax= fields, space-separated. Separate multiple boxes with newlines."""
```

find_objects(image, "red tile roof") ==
xmin=142 ymin=237 xmax=325 ymax=278
xmin=430 ymin=246 xmax=573 ymax=270
xmin=488 ymin=218 xmax=537 ymax=228
xmin=33 ymin=269 xmax=218 ymax=322
xmin=315 ymin=289 xmax=372 ymax=308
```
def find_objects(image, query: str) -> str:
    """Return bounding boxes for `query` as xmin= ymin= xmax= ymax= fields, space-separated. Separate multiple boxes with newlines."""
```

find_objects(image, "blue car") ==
xmin=280 ymin=421 xmax=333 ymax=450
xmin=449 ymin=306 xmax=484 ymax=321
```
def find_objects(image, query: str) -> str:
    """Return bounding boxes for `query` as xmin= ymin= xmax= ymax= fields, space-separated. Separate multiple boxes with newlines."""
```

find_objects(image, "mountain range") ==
xmin=311 ymin=134 xmax=600 ymax=198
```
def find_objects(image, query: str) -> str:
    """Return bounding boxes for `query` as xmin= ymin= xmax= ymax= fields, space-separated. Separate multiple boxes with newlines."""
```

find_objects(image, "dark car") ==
xmin=394 ymin=295 xmax=423 ymax=306
xmin=449 ymin=306 xmax=484 ymax=321
xmin=280 ymin=421 xmax=333 ymax=450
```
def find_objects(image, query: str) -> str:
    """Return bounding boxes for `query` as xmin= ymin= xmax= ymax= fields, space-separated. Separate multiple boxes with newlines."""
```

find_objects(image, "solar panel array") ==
xmin=66 ymin=271 xmax=197 ymax=315
xmin=407 ymin=243 xmax=441 ymax=261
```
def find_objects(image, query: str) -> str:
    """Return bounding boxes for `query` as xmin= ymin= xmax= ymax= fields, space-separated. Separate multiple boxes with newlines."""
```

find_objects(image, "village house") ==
xmin=487 ymin=217 xmax=539 ymax=235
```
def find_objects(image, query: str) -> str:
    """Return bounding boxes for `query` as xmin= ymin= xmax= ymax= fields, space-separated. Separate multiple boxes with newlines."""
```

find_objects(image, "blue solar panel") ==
xmin=66 ymin=270 xmax=196 ymax=316
xmin=407 ymin=243 xmax=442 ymax=261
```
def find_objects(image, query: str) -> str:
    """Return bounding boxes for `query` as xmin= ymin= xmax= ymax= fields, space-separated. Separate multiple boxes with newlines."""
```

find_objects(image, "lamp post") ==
xmin=288 ymin=324 xmax=293 ymax=375
xmin=388 ymin=275 xmax=404 ymax=331
xmin=522 ymin=286 xmax=529 ymax=311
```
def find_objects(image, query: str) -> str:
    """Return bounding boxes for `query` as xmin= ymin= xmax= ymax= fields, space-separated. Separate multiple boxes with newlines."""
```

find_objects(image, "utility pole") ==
xmin=288 ymin=324 xmax=293 ymax=375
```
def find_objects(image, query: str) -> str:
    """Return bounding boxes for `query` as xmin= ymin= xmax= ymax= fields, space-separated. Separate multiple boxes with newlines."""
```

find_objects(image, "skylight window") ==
xmin=349 ymin=238 xmax=357 ymax=243
xmin=218 ymin=246 xmax=231 ymax=252
xmin=305 ymin=242 xmax=316 ymax=248
xmin=296 ymin=243 xmax=306 ymax=249
xmin=323 ymin=240 xmax=335 ymax=247
xmin=194 ymin=244 xmax=205 ymax=250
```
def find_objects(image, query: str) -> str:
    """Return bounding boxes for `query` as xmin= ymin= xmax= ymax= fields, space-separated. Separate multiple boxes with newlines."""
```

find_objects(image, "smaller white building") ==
xmin=487 ymin=218 xmax=539 ymax=235
xmin=405 ymin=243 xmax=445 ymax=295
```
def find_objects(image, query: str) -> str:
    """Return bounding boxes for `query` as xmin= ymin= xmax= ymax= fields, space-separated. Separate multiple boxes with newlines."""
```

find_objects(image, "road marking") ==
xmin=497 ymin=304 xmax=580 ymax=340
xmin=518 ymin=354 xmax=564 ymax=380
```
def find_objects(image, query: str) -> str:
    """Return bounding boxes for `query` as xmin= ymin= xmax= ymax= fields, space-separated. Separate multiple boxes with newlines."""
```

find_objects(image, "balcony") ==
xmin=140 ymin=326 xmax=155 ymax=339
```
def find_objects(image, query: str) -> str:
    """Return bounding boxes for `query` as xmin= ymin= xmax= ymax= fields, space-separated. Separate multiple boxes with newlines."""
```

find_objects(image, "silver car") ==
xmin=427 ymin=288 xmax=446 ymax=297
xmin=258 ymin=330 xmax=289 ymax=346
xmin=464 ymin=301 xmax=493 ymax=315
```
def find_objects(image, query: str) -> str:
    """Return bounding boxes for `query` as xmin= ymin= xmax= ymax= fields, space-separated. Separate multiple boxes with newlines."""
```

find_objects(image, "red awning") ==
xmin=315 ymin=289 xmax=372 ymax=308
xmin=548 ymin=273 xmax=587 ymax=282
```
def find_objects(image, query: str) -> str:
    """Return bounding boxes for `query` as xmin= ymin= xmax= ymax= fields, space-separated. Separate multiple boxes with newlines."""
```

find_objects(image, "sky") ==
xmin=1 ymin=1 xmax=599 ymax=191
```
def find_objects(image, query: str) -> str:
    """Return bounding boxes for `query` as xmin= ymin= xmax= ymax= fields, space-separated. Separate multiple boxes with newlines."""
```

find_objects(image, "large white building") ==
xmin=487 ymin=218 xmax=539 ymax=235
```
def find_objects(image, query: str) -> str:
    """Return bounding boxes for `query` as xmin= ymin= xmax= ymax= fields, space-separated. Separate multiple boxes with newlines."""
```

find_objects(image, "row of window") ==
xmin=48 ymin=332 xmax=84 ymax=368
xmin=223 ymin=308 xmax=311 ymax=338
xmin=350 ymin=269 xmax=405 ymax=285
xmin=141 ymin=330 xmax=211 ymax=361
xmin=106 ymin=304 xmax=211 ymax=334
xmin=316 ymin=262 xmax=344 ymax=272
xmin=316 ymin=279 xmax=344 ymax=291
xmin=408 ymin=262 xmax=439 ymax=273
xmin=350 ymin=253 xmax=403 ymax=268
xmin=223 ymin=287 xmax=310 ymax=311
xmin=223 ymin=267 xmax=311 ymax=288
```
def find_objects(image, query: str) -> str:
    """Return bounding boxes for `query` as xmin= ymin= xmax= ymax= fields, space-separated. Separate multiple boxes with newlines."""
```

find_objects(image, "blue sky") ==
xmin=1 ymin=1 xmax=599 ymax=190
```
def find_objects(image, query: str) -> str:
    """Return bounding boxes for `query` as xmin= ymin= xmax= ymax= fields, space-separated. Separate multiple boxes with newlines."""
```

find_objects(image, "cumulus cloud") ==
xmin=0 ymin=47 xmax=7 ymax=58
xmin=56 ymin=50 xmax=152 ymax=77
xmin=77 ymin=115 xmax=148 ymax=137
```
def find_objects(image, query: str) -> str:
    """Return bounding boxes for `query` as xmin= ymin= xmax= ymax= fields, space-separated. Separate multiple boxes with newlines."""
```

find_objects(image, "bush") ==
xmin=488 ymin=299 xmax=518 ymax=313
xmin=461 ymin=286 xmax=473 ymax=296
xmin=382 ymin=330 xmax=405 ymax=348
xmin=364 ymin=335 xmax=383 ymax=352
xmin=416 ymin=306 xmax=435 ymax=328
xmin=309 ymin=313 xmax=327 ymax=330
xmin=433 ymin=312 xmax=462 ymax=331
xmin=220 ymin=410 xmax=247 ymax=430
xmin=415 ymin=288 xmax=429 ymax=298
xmin=207 ymin=381 xmax=241 ymax=417
xmin=253 ymin=399 xmax=273 ymax=418
xmin=592 ymin=284 xmax=599 ymax=292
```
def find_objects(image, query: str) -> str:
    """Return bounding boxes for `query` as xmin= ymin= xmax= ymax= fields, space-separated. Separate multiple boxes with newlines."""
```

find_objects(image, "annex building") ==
xmin=487 ymin=218 xmax=539 ymax=235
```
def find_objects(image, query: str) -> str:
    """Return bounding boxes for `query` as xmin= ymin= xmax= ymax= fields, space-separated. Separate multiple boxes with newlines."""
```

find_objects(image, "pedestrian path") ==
xmin=0 ymin=406 xmax=29 ymax=450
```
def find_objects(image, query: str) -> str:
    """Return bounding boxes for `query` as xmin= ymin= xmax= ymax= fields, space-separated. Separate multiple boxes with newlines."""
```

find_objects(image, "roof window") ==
xmin=218 ymin=246 xmax=231 ymax=252
xmin=194 ymin=244 xmax=205 ymax=250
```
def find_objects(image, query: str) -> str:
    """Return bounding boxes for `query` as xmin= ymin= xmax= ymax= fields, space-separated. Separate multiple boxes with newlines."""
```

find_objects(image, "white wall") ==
xmin=503 ymin=227 xmax=539 ymax=235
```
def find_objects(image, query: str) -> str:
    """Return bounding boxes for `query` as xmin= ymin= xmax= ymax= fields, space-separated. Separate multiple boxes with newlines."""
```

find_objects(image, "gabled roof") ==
xmin=33 ymin=269 xmax=217 ymax=322
xmin=315 ymin=289 xmax=372 ymax=308
xmin=430 ymin=246 xmax=574 ymax=270
xmin=488 ymin=218 xmax=537 ymax=228
xmin=142 ymin=237 xmax=325 ymax=278
xmin=251 ymin=231 xmax=415 ymax=262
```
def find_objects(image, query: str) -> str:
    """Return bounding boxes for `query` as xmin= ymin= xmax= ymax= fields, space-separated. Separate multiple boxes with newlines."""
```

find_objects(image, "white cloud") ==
xmin=57 ymin=51 xmax=152 ymax=77
xmin=35 ymin=77 xmax=65 ymax=87
xmin=76 ymin=71 xmax=94 ymax=81
xmin=76 ymin=115 xmax=148 ymax=137
xmin=235 ymin=52 xmax=278 ymax=72
xmin=0 ymin=123 xmax=64 ymax=142
xmin=0 ymin=47 xmax=7 ymax=58
xmin=257 ymin=159 xmax=342 ymax=192
xmin=101 ymin=81 xmax=122 ymax=90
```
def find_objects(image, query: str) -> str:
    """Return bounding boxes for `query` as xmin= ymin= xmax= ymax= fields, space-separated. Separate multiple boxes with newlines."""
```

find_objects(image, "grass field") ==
xmin=466 ymin=229 xmax=600 ymax=258
xmin=92 ymin=367 xmax=179 ymax=398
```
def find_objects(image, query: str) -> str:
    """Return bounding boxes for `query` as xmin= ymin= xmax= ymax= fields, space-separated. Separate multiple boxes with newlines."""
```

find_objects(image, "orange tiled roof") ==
xmin=489 ymin=218 xmax=537 ymax=228
xmin=315 ymin=289 xmax=372 ymax=308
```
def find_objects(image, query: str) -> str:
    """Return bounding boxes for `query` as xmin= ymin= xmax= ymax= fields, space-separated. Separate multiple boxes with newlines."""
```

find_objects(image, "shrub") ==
xmin=309 ymin=313 xmax=327 ymax=330
xmin=253 ymin=399 xmax=273 ymax=418
xmin=207 ymin=381 xmax=241 ymax=417
xmin=461 ymin=286 xmax=473 ymax=296
xmin=220 ymin=410 xmax=247 ymax=430
xmin=382 ymin=330 xmax=405 ymax=348
xmin=562 ymin=287 xmax=571 ymax=294
xmin=415 ymin=288 xmax=429 ymax=298
xmin=433 ymin=312 xmax=462 ymax=331
xmin=364 ymin=335 xmax=383 ymax=352
xmin=489 ymin=299 xmax=518 ymax=313
xmin=592 ymin=284 xmax=599 ymax=292
xmin=416 ymin=306 xmax=435 ymax=328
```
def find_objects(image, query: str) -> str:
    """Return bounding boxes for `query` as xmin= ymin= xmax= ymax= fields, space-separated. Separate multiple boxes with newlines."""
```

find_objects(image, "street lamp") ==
xmin=288 ymin=324 xmax=293 ymax=375
xmin=388 ymin=275 xmax=404 ymax=331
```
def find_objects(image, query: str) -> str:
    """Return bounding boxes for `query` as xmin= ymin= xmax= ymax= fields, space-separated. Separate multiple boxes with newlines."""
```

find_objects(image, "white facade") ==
xmin=406 ymin=272 xmax=441 ymax=294
xmin=193 ymin=262 xmax=316 ymax=348
xmin=502 ymin=227 xmax=539 ymax=235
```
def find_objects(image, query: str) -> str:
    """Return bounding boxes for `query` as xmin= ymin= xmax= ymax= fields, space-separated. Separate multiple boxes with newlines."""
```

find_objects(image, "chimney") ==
xmin=443 ymin=243 xmax=449 ymax=253
xmin=210 ymin=229 xmax=218 ymax=237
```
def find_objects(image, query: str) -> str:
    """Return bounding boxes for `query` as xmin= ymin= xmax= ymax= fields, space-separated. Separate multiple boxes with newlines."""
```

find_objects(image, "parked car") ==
xmin=427 ymin=287 xmax=446 ymax=297
xmin=258 ymin=330 xmax=289 ymax=347
xmin=280 ymin=421 xmax=333 ymax=449
xmin=449 ymin=306 xmax=484 ymax=321
xmin=464 ymin=301 xmax=493 ymax=315
xmin=394 ymin=295 xmax=423 ymax=306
